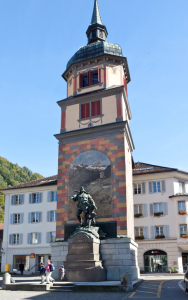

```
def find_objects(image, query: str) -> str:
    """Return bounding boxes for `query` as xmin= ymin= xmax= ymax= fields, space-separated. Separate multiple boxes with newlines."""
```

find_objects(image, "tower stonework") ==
xmin=55 ymin=0 xmax=135 ymax=241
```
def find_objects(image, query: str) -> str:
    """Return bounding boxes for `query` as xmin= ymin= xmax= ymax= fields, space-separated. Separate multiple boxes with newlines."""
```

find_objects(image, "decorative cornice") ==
xmin=54 ymin=121 xmax=135 ymax=152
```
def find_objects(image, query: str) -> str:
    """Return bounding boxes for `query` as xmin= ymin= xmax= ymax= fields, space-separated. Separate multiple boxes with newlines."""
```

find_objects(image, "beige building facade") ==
xmin=133 ymin=162 xmax=188 ymax=273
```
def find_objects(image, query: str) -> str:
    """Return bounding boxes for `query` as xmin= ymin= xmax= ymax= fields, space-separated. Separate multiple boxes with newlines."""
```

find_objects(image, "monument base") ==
xmin=64 ymin=228 xmax=107 ymax=282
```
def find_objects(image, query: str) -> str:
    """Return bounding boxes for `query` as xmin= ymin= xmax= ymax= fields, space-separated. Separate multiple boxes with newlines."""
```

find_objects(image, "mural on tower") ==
xmin=68 ymin=150 xmax=112 ymax=220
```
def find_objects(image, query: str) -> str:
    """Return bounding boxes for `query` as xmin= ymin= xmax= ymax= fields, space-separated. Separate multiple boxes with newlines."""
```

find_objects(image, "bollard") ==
xmin=121 ymin=272 xmax=133 ymax=292
xmin=2 ymin=272 xmax=11 ymax=289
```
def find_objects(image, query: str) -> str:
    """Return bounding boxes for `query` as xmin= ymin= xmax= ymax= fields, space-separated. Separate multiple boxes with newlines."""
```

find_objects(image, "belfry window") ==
xmin=79 ymin=68 xmax=101 ymax=88
xmin=82 ymin=75 xmax=88 ymax=87
xmin=92 ymin=30 xmax=96 ymax=38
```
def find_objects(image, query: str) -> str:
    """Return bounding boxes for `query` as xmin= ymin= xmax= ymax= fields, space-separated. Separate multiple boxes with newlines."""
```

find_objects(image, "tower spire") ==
xmin=86 ymin=0 xmax=108 ymax=45
xmin=91 ymin=0 xmax=103 ymax=25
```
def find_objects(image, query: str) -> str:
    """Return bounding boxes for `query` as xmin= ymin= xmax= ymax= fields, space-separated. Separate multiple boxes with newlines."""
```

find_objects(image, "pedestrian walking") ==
xmin=19 ymin=262 xmax=24 ymax=275
xmin=60 ymin=265 xmax=65 ymax=281
xmin=40 ymin=262 xmax=46 ymax=284
xmin=45 ymin=259 xmax=55 ymax=284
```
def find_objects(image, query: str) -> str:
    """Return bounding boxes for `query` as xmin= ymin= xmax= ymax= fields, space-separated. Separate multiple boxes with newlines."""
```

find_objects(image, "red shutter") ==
xmin=116 ymin=97 xmax=122 ymax=118
xmin=98 ymin=67 xmax=101 ymax=83
xmin=61 ymin=109 xmax=66 ymax=129
xmin=92 ymin=101 xmax=100 ymax=117
xmin=79 ymin=73 xmax=82 ymax=88
xmin=81 ymin=103 xmax=90 ymax=119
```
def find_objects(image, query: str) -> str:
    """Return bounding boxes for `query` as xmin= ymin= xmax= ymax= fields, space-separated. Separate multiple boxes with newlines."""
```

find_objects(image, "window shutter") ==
xmin=47 ymin=211 xmax=51 ymax=222
xmin=11 ymin=195 xmax=15 ymax=205
xmin=142 ymin=204 xmax=148 ymax=217
xmin=27 ymin=233 xmax=31 ymax=244
xmin=9 ymin=234 xmax=13 ymax=245
xmin=150 ymin=226 xmax=155 ymax=239
xmin=39 ymin=193 xmax=43 ymax=203
xmin=10 ymin=214 xmax=14 ymax=224
xmin=81 ymin=103 xmax=90 ymax=119
xmin=142 ymin=182 xmax=146 ymax=194
xmin=98 ymin=67 xmax=101 ymax=83
xmin=144 ymin=226 xmax=149 ymax=239
xmin=20 ymin=213 xmax=24 ymax=224
xmin=19 ymin=233 xmax=23 ymax=244
xmin=47 ymin=191 xmax=52 ymax=202
xmin=46 ymin=232 xmax=51 ymax=243
xmin=149 ymin=182 xmax=153 ymax=193
xmin=163 ymin=202 xmax=168 ymax=215
xmin=185 ymin=200 xmax=188 ymax=212
xmin=162 ymin=180 xmax=166 ymax=193
xmin=38 ymin=232 xmax=42 ymax=244
xmin=164 ymin=225 xmax=170 ymax=238
xmin=150 ymin=203 xmax=154 ymax=216
xmin=92 ymin=101 xmax=100 ymax=117
xmin=39 ymin=212 xmax=42 ymax=222
xmin=29 ymin=193 xmax=32 ymax=204
xmin=79 ymin=73 xmax=82 ymax=88
xmin=28 ymin=212 xmax=32 ymax=223
xmin=21 ymin=194 xmax=24 ymax=205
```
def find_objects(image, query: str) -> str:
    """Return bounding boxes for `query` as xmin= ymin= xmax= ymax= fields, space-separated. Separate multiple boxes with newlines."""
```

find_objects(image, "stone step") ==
xmin=50 ymin=285 xmax=74 ymax=292
xmin=64 ymin=260 xmax=102 ymax=268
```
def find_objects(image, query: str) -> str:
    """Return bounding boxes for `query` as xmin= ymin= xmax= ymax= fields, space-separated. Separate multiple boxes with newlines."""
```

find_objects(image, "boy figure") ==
xmin=40 ymin=262 xmax=46 ymax=284
xmin=60 ymin=265 xmax=65 ymax=281
xmin=45 ymin=259 xmax=55 ymax=284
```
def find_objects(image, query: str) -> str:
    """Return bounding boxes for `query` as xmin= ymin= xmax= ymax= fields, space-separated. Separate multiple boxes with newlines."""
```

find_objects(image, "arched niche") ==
xmin=68 ymin=150 xmax=112 ymax=221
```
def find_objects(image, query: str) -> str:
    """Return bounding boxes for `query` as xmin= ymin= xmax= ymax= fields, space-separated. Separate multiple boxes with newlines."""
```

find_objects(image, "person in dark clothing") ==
xmin=19 ymin=262 xmax=24 ymax=275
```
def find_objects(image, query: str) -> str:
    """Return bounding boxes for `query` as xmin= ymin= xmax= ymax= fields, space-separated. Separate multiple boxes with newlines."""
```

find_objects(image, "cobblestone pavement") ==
xmin=0 ymin=291 xmax=127 ymax=300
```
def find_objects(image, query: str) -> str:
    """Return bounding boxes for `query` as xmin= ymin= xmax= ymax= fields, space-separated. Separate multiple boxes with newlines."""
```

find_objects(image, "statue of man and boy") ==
xmin=71 ymin=186 xmax=97 ymax=228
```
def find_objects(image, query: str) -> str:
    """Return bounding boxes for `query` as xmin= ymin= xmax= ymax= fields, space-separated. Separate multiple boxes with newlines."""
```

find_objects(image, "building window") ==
xmin=82 ymin=75 xmax=88 ymax=87
xmin=33 ymin=193 xmax=39 ymax=203
xmin=154 ymin=203 xmax=163 ymax=213
xmin=13 ymin=234 xmax=20 ymax=245
xmin=15 ymin=195 xmax=22 ymax=205
xmin=134 ymin=205 xmax=142 ymax=215
xmin=92 ymin=30 xmax=96 ymax=38
xmin=81 ymin=101 xmax=101 ymax=119
xmin=32 ymin=212 xmax=39 ymax=223
xmin=51 ymin=211 xmax=56 ymax=222
xmin=52 ymin=192 xmax=57 ymax=202
xmin=180 ymin=224 xmax=187 ymax=236
xmin=31 ymin=233 xmax=38 ymax=244
xmin=178 ymin=201 xmax=185 ymax=212
xmin=99 ymin=30 xmax=103 ymax=38
xmin=155 ymin=226 xmax=164 ymax=237
xmin=92 ymin=72 xmax=98 ymax=85
xmin=135 ymin=227 xmax=143 ymax=237
xmin=50 ymin=232 xmax=56 ymax=243
xmin=14 ymin=214 xmax=20 ymax=224
xmin=153 ymin=182 xmax=161 ymax=193
xmin=179 ymin=182 xmax=185 ymax=193
xmin=134 ymin=183 xmax=141 ymax=195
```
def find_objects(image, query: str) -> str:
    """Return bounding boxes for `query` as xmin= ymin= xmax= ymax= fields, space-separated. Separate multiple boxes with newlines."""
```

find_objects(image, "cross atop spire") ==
xmin=91 ymin=0 xmax=103 ymax=25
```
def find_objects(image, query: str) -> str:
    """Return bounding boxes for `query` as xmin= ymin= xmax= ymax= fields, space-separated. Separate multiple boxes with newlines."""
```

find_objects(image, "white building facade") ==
xmin=133 ymin=162 xmax=188 ymax=273
xmin=1 ymin=176 xmax=57 ymax=274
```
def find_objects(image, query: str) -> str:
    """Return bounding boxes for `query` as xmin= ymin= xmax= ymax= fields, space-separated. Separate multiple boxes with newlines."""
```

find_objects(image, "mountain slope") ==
xmin=0 ymin=156 xmax=43 ymax=222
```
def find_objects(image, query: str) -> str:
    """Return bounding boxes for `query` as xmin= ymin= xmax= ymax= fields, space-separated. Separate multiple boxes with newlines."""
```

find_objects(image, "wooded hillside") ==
xmin=0 ymin=156 xmax=43 ymax=223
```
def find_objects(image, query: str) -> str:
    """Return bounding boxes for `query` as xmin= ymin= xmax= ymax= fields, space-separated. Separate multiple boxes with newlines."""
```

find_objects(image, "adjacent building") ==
xmin=0 ymin=176 xmax=57 ymax=274
xmin=133 ymin=162 xmax=188 ymax=273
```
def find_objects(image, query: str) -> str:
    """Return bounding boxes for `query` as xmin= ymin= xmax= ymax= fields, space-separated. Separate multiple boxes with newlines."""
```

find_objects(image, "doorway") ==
xmin=144 ymin=250 xmax=168 ymax=273
xmin=37 ymin=255 xmax=45 ymax=271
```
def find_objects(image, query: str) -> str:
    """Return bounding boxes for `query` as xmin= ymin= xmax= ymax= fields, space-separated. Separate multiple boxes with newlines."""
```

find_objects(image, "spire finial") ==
xmin=91 ymin=0 xmax=103 ymax=25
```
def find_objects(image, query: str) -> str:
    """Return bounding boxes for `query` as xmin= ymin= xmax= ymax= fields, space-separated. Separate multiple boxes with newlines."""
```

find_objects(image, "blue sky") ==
xmin=0 ymin=0 xmax=187 ymax=177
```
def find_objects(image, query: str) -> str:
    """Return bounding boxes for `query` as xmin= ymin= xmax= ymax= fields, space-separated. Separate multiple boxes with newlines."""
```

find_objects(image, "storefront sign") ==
xmin=30 ymin=253 xmax=35 ymax=258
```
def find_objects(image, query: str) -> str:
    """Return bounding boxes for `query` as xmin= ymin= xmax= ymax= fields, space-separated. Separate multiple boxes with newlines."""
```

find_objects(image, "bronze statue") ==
xmin=71 ymin=186 xmax=97 ymax=227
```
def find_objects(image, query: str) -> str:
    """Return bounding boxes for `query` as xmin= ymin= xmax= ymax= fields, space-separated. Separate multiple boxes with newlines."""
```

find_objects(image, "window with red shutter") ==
xmin=81 ymin=103 xmax=90 ymax=119
xmin=92 ymin=101 xmax=100 ymax=117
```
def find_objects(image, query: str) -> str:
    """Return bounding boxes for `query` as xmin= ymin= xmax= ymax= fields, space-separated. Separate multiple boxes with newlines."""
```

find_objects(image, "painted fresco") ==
xmin=68 ymin=150 xmax=112 ymax=220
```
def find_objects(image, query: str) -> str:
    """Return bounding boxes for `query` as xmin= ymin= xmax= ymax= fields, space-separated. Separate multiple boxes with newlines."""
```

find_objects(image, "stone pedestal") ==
xmin=64 ymin=232 xmax=106 ymax=282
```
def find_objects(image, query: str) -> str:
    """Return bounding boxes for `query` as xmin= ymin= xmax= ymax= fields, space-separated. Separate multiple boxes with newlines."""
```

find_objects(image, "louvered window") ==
xmin=92 ymin=101 xmax=100 ymax=117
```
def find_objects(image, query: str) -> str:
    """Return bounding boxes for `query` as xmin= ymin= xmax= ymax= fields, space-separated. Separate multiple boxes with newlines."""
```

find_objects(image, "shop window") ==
xmin=13 ymin=255 xmax=30 ymax=271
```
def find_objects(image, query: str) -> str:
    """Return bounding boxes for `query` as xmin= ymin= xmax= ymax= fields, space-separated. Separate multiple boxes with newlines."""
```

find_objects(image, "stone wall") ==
xmin=51 ymin=238 xmax=139 ymax=281
xmin=100 ymin=238 xmax=139 ymax=281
